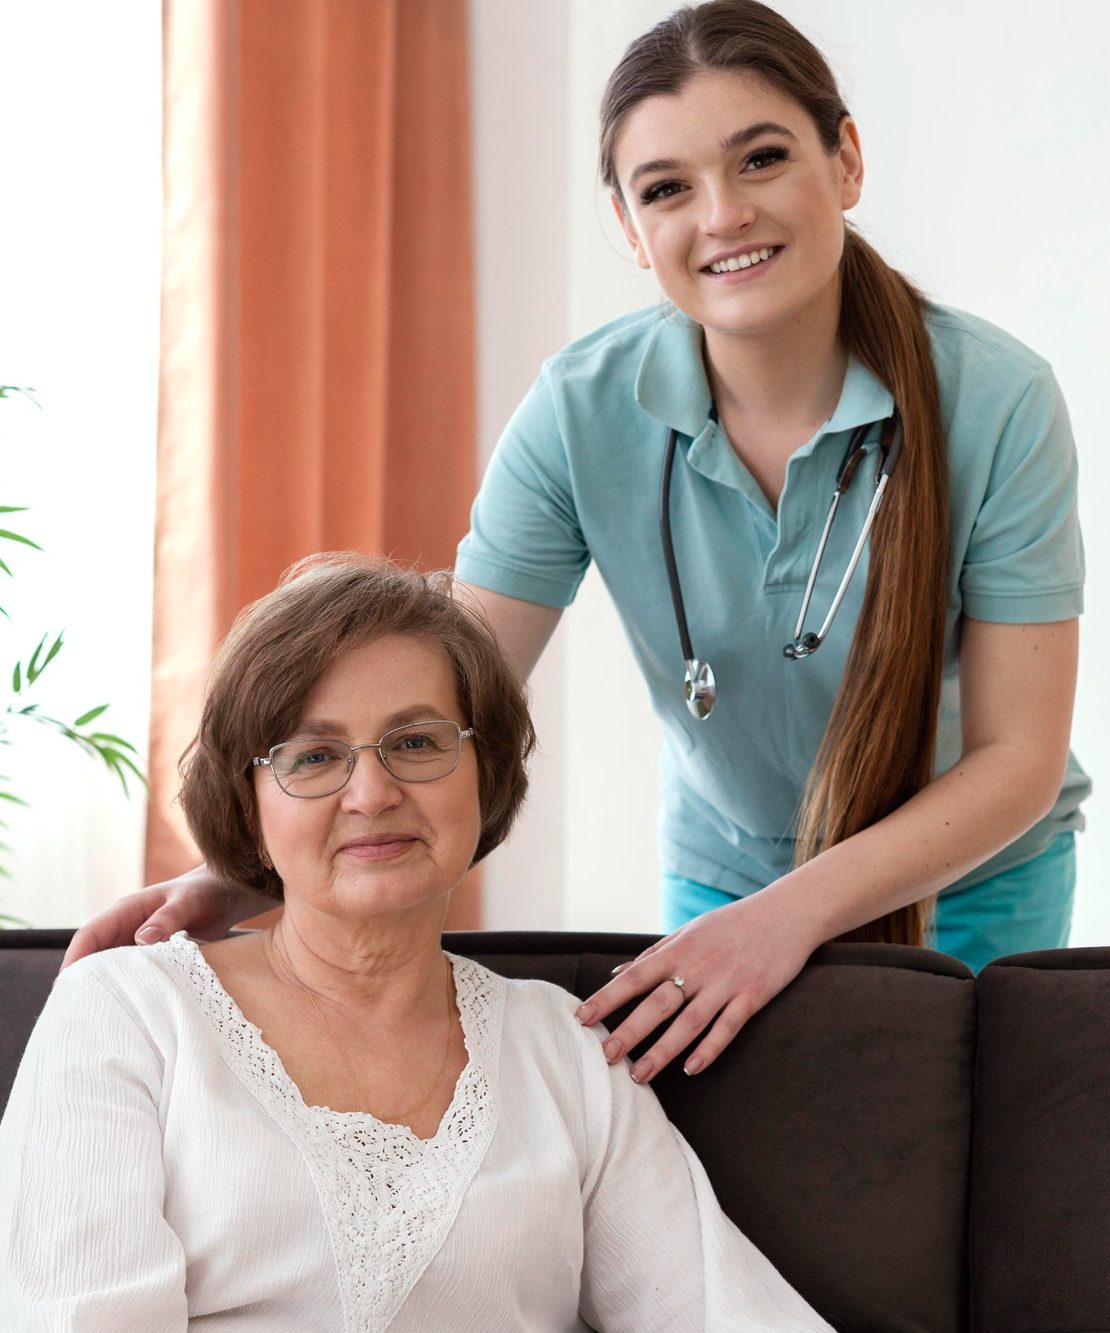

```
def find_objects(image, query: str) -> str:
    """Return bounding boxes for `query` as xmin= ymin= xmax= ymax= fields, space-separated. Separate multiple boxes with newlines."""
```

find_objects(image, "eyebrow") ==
xmin=627 ymin=122 xmax=798 ymax=189
xmin=290 ymin=704 xmax=449 ymax=738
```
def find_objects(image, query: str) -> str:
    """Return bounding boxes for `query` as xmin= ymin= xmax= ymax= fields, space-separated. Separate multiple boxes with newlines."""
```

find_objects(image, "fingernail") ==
xmin=136 ymin=926 xmax=166 ymax=945
xmin=684 ymin=1056 xmax=704 ymax=1076
xmin=631 ymin=1058 xmax=653 ymax=1084
xmin=576 ymin=1004 xmax=596 ymax=1025
xmin=602 ymin=1036 xmax=621 ymax=1062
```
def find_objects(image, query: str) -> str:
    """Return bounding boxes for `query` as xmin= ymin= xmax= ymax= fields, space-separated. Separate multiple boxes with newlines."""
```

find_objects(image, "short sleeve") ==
xmin=573 ymin=1017 xmax=833 ymax=1332
xmin=960 ymin=365 xmax=1084 ymax=622
xmin=456 ymin=368 xmax=591 ymax=609
xmin=0 ymin=963 xmax=189 ymax=1329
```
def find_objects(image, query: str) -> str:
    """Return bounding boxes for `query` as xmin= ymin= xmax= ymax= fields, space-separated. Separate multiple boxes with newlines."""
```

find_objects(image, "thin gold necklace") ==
xmin=266 ymin=935 xmax=456 ymax=1125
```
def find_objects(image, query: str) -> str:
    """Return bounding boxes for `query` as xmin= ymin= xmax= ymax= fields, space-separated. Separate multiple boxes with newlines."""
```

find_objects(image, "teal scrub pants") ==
xmin=661 ymin=832 xmax=1076 ymax=976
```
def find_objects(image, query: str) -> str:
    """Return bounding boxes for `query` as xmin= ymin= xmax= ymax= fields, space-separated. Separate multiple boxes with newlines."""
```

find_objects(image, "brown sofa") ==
xmin=2 ymin=929 xmax=1108 ymax=1332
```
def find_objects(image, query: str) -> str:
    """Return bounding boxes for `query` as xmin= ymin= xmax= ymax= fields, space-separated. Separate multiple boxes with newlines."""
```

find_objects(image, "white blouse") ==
xmin=0 ymin=934 xmax=832 ymax=1331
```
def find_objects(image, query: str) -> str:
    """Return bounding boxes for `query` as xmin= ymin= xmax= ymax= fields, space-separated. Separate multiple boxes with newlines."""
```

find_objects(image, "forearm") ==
xmin=769 ymin=739 xmax=1068 ymax=946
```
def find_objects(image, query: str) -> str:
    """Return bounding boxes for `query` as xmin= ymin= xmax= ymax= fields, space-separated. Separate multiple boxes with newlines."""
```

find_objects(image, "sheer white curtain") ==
xmin=0 ymin=1 xmax=160 ymax=926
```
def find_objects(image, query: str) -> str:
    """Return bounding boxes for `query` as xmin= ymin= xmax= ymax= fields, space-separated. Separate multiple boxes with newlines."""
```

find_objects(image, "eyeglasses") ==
xmin=252 ymin=721 xmax=475 ymax=799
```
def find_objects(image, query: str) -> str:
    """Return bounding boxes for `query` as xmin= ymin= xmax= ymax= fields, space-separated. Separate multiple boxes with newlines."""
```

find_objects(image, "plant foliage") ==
xmin=1 ymin=385 xmax=145 ymax=922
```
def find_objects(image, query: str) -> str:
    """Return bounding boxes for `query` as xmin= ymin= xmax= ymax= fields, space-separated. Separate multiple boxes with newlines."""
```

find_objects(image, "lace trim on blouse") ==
xmin=155 ymin=933 xmax=504 ymax=1333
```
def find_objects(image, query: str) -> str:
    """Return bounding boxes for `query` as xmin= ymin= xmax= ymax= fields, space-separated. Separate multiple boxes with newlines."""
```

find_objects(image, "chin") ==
xmin=341 ymin=867 xmax=458 ymax=909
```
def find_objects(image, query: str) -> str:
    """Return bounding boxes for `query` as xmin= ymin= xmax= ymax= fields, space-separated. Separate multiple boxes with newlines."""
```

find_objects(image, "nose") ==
xmin=701 ymin=178 xmax=756 ymax=237
xmin=337 ymin=745 xmax=403 ymax=814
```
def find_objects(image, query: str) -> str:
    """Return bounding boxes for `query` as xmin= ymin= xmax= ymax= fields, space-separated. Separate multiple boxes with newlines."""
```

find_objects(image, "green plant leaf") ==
xmin=0 ymin=507 xmax=30 ymax=515
xmin=42 ymin=632 xmax=64 ymax=668
xmin=11 ymin=662 xmax=21 ymax=693
xmin=97 ymin=747 xmax=147 ymax=794
xmin=89 ymin=731 xmax=140 ymax=753
xmin=0 ymin=528 xmax=42 ymax=551
xmin=0 ymin=557 xmax=11 ymax=576
xmin=26 ymin=631 xmax=63 ymax=685
xmin=26 ymin=632 xmax=48 ymax=680
xmin=74 ymin=703 xmax=109 ymax=727
xmin=0 ymin=791 xmax=29 ymax=806
xmin=0 ymin=384 xmax=40 ymax=409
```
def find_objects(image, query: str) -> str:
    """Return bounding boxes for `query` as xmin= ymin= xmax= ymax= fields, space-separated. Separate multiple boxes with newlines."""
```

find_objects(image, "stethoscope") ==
xmin=660 ymin=411 xmax=903 ymax=720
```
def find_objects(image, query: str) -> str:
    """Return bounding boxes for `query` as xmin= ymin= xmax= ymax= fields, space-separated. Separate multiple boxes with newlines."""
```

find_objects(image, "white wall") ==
xmin=0 ymin=1 xmax=160 ymax=925
xmin=472 ymin=1 xmax=1110 ymax=941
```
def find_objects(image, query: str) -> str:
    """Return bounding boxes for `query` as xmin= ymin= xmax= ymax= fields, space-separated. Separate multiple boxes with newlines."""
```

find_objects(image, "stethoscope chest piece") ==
xmin=684 ymin=658 xmax=717 ymax=720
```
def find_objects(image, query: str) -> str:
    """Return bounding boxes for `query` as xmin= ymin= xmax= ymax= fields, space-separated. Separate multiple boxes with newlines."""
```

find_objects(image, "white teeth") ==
xmin=708 ymin=247 xmax=776 ymax=274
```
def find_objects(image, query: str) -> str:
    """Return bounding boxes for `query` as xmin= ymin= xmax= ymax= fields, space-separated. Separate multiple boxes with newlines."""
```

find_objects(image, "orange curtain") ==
xmin=149 ymin=0 xmax=479 ymax=925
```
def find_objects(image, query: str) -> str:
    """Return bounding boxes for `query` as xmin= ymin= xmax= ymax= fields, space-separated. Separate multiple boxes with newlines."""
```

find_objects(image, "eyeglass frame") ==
xmin=251 ymin=720 xmax=476 ymax=798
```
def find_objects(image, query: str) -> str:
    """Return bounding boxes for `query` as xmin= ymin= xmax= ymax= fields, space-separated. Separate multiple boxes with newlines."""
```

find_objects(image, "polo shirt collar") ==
xmin=635 ymin=311 xmax=712 ymax=439
xmin=634 ymin=308 xmax=895 ymax=444
xmin=822 ymin=356 xmax=895 ymax=437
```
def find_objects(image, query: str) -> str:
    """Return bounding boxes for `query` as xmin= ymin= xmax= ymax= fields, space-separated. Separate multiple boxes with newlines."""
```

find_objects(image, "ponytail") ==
xmin=793 ymin=229 xmax=949 ymax=946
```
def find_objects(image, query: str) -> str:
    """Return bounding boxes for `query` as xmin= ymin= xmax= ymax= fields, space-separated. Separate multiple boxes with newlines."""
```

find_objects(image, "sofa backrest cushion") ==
xmin=972 ymin=947 xmax=1110 ymax=1333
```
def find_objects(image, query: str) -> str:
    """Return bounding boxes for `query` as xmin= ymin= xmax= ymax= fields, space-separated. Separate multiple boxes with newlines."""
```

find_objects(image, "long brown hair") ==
xmin=600 ymin=1 xmax=949 ymax=945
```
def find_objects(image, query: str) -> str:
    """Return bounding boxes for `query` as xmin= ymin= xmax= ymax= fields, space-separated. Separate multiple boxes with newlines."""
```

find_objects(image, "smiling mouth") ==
xmin=704 ymin=246 xmax=782 ymax=274
xmin=338 ymin=835 xmax=418 ymax=859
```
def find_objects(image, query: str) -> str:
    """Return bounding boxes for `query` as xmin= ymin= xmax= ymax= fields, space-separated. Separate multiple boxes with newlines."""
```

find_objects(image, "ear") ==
xmin=837 ymin=117 xmax=864 ymax=211
xmin=610 ymin=192 xmax=651 ymax=270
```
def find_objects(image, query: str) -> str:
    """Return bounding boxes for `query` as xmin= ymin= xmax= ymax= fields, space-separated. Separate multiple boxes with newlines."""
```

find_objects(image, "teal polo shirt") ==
xmin=456 ymin=303 xmax=1089 ymax=897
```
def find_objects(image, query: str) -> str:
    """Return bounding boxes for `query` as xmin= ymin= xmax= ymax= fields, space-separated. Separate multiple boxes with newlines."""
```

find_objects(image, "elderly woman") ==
xmin=0 ymin=555 xmax=830 ymax=1331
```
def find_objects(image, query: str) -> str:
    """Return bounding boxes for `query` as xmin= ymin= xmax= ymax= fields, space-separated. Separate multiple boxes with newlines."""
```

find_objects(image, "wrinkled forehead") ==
xmin=292 ymin=634 xmax=463 ymax=736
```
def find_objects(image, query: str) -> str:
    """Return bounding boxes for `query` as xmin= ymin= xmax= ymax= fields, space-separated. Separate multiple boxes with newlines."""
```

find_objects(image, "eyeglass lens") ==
xmin=269 ymin=721 xmax=463 ymax=796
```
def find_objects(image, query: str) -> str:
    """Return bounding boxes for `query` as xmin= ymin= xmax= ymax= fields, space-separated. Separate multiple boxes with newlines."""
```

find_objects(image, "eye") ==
xmin=289 ymin=742 xmax=346 ymax=772
xmin=638 ymin=179 xmax=686 ymax=206
xmin=743 ymin=145 xmax=790 ymax=173
xmin=388 ymin=729 xmax=447 ymax=755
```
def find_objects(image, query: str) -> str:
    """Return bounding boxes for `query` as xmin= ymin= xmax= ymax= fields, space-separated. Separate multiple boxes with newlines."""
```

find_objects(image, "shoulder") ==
xmin=455 ymin=957 xmax=599 ymax=1069
xmin=537 ymin=305 xmax=670 ymax=396
xmin=455 ymin=955 xmax=581 ymax=1026
xmin=924 ymin=302 xmax=1054 ymax=403
xmin=50 ymin=936 xmax=200 ymax=1041
xmin=544 ymin=304 xmax=665 ymax=368
xmin=54 ymin=942 xmax=176 ymax=1004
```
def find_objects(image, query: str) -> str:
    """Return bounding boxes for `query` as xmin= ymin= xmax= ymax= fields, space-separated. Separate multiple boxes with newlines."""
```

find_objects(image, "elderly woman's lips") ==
xmin=337 ymin=835 xmax=418 ymax=860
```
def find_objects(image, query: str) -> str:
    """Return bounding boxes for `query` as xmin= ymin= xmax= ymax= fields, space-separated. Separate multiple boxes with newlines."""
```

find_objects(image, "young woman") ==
xmin=65 ymin=1 xmax=1086 ymax=1087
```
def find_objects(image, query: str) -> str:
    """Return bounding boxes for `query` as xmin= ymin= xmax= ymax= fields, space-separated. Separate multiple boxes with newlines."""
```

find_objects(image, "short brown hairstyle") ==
xmin=179 ymin=554 xmax=536 ymax=899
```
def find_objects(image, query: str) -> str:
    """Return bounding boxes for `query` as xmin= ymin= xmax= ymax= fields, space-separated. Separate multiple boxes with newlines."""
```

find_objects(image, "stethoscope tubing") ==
xmin=661 ymin=411 xmax=903 ymax=716
xmin=659 ymin=425 xmax=696 ymax=665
